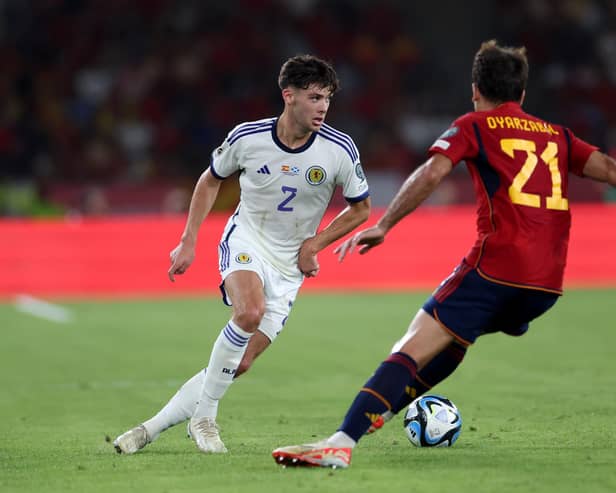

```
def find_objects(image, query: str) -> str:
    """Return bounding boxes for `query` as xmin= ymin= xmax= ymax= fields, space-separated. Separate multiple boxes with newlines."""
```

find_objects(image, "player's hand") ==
xmin=334 ymin=225 xmax=386 ymax=262
xmin=298 ymin=238 xmax=320 ymax=278
xmin=168 ymin=242 xmax=196 ymax=282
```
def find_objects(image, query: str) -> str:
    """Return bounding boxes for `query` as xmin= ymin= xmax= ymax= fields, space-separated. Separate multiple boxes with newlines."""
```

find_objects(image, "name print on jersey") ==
xmin=486 ymin=115 xmax=559 ymax=135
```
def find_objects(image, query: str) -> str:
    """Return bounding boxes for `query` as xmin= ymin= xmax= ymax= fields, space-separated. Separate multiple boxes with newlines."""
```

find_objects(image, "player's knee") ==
xmin=234 ymin=308 xmax=264 ymax=332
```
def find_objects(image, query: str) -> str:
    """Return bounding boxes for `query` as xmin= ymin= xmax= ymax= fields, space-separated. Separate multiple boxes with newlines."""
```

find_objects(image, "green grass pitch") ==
xmin=1 ymin=290 xmax=615 ymax=493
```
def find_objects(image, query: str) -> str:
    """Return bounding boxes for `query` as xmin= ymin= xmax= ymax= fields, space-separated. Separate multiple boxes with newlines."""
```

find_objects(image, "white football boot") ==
xmin=188 ymin=417 xmax=228 ymax=453
xmin=113 ymin=425 xmax=150 ymax=454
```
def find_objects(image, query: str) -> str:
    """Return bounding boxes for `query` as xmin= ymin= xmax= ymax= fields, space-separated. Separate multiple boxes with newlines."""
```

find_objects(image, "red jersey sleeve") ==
xmin=428 ymin=114 xmax=479 ymax=165
xmin=566 ymin=128 xmax=599 ymax=177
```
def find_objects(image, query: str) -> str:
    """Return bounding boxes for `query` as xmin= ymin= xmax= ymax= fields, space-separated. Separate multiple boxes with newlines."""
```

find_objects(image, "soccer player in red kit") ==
xmin=272 ymin=40 xmax=616 ymax=468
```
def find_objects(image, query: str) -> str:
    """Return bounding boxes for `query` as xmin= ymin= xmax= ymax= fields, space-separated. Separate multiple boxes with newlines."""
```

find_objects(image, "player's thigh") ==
xmin=257 ymin=264 xmax=302 ymax=342
xmin=424 ymin=263 xmax=559 ymax=342
xmin=219 ymin=231 xmax=302 ymax=342
xmin=396 ymin=309 xmax=457 ymax=370
xmin=219 ymin=235 xmax=267 ymax=311
xmin=224 ymin=270 xmax=266 ymax=313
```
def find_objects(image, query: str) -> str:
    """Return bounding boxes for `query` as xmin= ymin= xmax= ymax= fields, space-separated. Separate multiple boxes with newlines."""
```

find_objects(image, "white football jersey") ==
xmin=210 ymin=117 xmax=370 ymax=277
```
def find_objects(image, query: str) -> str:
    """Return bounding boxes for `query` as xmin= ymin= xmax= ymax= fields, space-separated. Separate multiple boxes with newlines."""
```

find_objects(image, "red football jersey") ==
xmin=429 ymin=102 xmax=598 ymax=293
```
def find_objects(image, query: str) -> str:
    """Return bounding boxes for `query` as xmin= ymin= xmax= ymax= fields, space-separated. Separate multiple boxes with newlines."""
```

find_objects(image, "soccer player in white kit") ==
xmin=113 ymin=55 xmax=371 ymax=455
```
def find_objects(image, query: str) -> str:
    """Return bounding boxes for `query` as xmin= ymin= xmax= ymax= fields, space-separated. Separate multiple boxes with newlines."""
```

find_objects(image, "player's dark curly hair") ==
xmin=472 ymin=40 xmax=528 ymax=104
xmin=278 ymin=54 xmax=340 ymax=94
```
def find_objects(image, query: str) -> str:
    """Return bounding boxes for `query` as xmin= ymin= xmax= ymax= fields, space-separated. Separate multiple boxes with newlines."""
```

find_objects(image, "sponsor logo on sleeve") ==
xmin=432 ymin=139 xmax=451 ymax=150
xmin=439 ymin=126 xmax=459 ymax=139
xmin=430 ymin=126 xmax=458 ymax=151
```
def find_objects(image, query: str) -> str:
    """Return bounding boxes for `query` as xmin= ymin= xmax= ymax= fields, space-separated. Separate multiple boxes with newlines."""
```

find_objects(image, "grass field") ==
xmin=2 ymin=290 xmax=615 ymax=493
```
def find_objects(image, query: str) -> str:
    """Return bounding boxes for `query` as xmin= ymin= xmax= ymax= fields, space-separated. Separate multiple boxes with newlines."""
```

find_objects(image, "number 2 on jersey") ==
xmin=277 ymin=185 xmax=297 ymax=212
xmin=501 ymin=138 xmax=568 ymax=211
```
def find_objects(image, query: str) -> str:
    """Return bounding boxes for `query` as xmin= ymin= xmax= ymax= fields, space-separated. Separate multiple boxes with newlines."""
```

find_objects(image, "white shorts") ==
xmin=218 ymin=231 xmax=303 ymax=342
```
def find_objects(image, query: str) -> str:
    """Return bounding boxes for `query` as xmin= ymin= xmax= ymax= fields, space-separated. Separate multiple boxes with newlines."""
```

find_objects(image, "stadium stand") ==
xmin=1 ymin=0 xmax=614 ymax=216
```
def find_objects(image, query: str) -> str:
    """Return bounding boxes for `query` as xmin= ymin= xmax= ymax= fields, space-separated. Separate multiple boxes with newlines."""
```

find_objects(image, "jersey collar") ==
xmin=271 ymin=118 xmax=317 ymax=154
xmin=495 ymin=101 xmax=522 ymax=111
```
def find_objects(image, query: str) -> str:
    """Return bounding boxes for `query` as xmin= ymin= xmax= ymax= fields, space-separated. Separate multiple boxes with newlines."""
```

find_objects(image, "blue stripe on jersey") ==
xmin=321 ymin=123 xmax=359 ymax=150
xmin=317 ymin=131 xmax=357 ymax=162
xmin=319 ymin=125 xmax=359 ymax=160
xmin=320 ymin=124 xmax=359 ymax=161
xmin=345 ymin=190 xmax=370 ymax=203
xmin=228 ymin=126 xmax=273 ymax=145
xmin=227 ymin=119 xmax=275 ymax=141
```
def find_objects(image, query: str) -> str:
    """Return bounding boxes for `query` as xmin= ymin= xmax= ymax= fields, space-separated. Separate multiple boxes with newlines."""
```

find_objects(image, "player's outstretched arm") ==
xmin=582 ymin=151 xmax=616 ymax=187
xmin=377 ymin=153 xmax=453 ymax=232
xmin=336 ymin=154 xmax=453 ymax=262
xmin=298 ymin=197 xmax=371 ymax=277
xmin=168 ymin=168 xmax=223 ymax=282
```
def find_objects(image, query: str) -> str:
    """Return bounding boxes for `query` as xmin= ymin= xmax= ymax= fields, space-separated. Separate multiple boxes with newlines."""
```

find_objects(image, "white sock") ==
xmin=142 ymin=369 xmax=205 ymax=440
xmin=327 ymin=431 xmax=357 ymax=449
xmin=193 ymin=320 xmax=252 ymax=419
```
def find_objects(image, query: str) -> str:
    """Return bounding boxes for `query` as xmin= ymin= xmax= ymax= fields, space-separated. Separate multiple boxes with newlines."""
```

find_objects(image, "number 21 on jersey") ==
xmin=501 ymin=138 xmax=568 ymax=211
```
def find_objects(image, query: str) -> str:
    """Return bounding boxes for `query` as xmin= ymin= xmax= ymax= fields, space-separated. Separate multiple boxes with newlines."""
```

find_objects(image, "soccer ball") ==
xmin=403 ymin=394 xmax=462 ymax=447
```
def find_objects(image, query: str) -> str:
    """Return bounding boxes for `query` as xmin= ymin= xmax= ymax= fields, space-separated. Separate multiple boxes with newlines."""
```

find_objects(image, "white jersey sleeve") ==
xmin=209 ymin=121 xmax=260 ymax=178
xmin=337 ymin=153 xmax=369 ymax=203
xmin=319 ymin=123 xmax=369 ymax=203
xmin=209 ymin=139 xmax=237 ymax=179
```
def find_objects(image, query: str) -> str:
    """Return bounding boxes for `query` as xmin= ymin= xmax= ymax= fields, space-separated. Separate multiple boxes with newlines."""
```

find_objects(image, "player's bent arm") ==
xmin=304 ymin=197 xmax=371 ymax=254
xmin=180 ymin=168 xmax=224 ymax=246
xmin=582 ymin=151 xmax=616 ymax=187
xmin=377 ymin=153 xmax=454 ymax=233
xmin=168 ymin=168 xmax=223 ymax=281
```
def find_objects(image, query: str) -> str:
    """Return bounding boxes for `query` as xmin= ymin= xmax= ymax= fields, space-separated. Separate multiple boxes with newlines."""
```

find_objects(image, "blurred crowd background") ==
xmin=1 ymin=0 xmax=615 ymax=216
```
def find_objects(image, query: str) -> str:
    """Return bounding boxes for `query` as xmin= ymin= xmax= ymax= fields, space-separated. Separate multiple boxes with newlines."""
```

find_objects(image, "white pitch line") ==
xmin=14 ymin=294 xmax=73 ymax=324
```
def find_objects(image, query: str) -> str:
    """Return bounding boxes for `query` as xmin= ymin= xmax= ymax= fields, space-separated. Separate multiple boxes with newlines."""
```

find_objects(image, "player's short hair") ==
xmin=472 ymin=40 xmax=528 ymax=104
xmin=278 ymin=55 xmax=340 ymax=94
